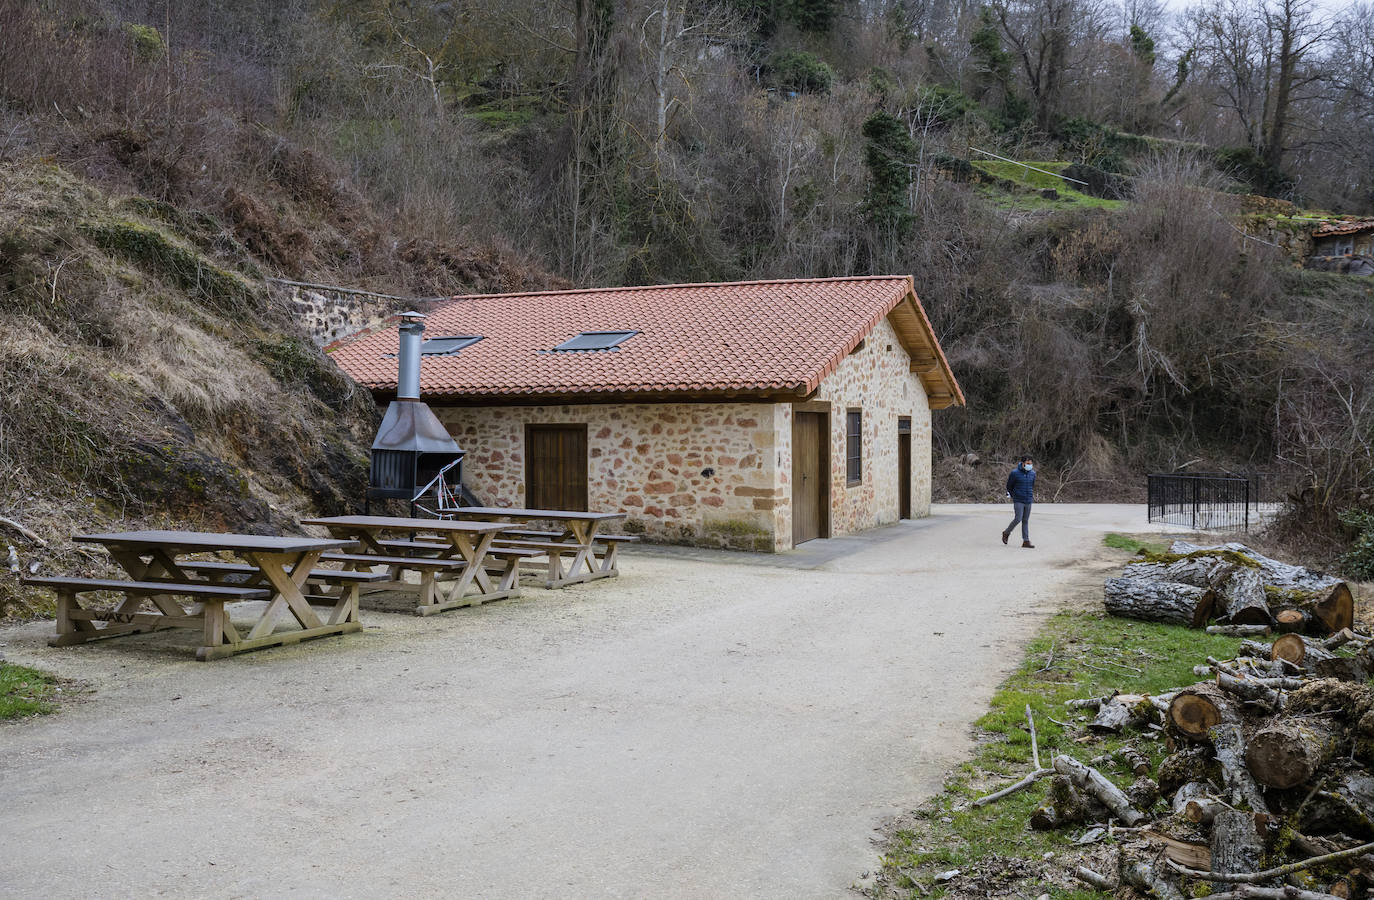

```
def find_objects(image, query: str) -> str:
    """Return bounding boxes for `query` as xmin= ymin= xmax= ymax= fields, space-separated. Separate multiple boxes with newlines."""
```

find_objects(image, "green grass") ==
xmin=971 ymin=159 xmax=1125 ymax=212
xmin=873 ymin=608 xmax=1242 ymax=898
xmin=0 ymin=662 xmax=59 ymax=719
xmin=1102 ymin=533 xmax=1169 ymax=555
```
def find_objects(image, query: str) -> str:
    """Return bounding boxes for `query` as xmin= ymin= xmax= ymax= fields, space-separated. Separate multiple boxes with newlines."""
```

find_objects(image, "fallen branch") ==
xmin=1166 ymin=838 xmax=1374 ymax=883
xmin=1202 ymin=887 xmax=1345 ymax=899
xmin=1074 ymin=866 xmax=1115 ymax=890
xmin=1053 ymin=755 xmax=1147 ymax=825
xmin=0 ymin=515 xmax=46 ymax=547
xmin=1208 ymin=624 xmax=1272 ymax=637
xmin=1026 ymin=704 xmax=1041 ymax=770
xmin=971 ymin=768 xmax=1054 ymax=807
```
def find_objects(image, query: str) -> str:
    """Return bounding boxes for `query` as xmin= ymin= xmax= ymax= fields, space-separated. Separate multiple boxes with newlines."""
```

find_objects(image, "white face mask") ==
xmin=1023 ymin=463 xmax=1034 ymax=471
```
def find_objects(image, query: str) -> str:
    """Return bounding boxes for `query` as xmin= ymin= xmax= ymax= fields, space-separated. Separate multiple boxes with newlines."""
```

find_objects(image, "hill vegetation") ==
xmin=1 ymin=0 xmax=1372 ymax=586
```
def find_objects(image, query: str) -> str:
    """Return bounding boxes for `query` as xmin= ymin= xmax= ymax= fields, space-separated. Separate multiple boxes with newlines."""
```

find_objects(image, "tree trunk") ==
xmin=1246 ymin=719 xmax=1345 ymax=789
xmin=1169 ymin=682 xmax=1241 ymax=740
xmin=1219 ymin=568 xmax=1274 ymax=627
xmin=1171 ymin=541 xmax=1344 ymax=594
xmin=1279 ymin=583 xmax=1356 ymax=634
xmin=1211 ymin=807 xmax=1265 ymax=875
xmin=1104 ymin=578 xmax=1214 ymax=627
xmin=1211 ymin=723 xmax=1270 ymax=814
xmin=1314 ymin=655 xmax=1370 ymax=683
xmin=1052 ymin=755 xmax=1148 ymax=825
xmin=1124 ymin=556 xmax=1237 ymax=588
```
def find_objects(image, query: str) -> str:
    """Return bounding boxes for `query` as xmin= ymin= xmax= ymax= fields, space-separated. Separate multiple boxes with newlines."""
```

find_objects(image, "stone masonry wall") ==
xmin=434 ymin=403 xmax=782 ymax=551
xmin=774 ymin=317 xmax=932 ymax=541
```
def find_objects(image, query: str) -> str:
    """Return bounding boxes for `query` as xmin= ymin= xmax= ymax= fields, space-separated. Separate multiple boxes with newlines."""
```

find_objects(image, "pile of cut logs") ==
xmin=969 ymin=545 xmax=1374 ymax=898
xmin=1104 ymin=541 xmax=1354 ymax=637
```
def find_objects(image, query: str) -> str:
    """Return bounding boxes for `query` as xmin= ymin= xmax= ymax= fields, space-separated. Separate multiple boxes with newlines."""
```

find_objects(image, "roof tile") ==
xmin=330 ymin=276 xmax=959 ymax=402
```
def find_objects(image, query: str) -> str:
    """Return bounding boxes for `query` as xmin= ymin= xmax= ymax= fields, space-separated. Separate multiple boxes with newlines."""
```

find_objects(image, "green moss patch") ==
xmin=81 ymin=219 xmax=259 ymax=313
xmin=1102 ymin=533 xmax=1168 ymax=555
xmin=0 ymin=662 xmax=59 ymax=719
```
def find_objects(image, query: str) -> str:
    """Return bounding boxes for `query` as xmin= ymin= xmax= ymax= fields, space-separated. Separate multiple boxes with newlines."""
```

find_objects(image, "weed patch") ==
xmin=1102 ymin=533 xmax=1168 ymax=555
xmin=0 ymin=662 xmax=58 ymax=719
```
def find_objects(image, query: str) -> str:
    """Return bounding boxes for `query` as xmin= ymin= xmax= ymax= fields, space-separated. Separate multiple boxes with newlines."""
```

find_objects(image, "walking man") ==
xmin=1002 ymin=455 xmax=1036 ymax=548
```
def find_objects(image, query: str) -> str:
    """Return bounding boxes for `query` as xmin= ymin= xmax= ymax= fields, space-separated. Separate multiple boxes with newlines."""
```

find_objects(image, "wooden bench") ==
xmin=24 ymin=576 xmax=273 ymax=650
xmin=491 ymin=533 xmax=637 ymax=588
xmin=173 ymin=560 xmax=388 ymax=610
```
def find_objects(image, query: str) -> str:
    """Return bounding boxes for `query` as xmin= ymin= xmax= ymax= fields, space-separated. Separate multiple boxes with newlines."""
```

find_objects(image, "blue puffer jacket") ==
xmin=1006 ymin=466 xmax=1036 ymax=504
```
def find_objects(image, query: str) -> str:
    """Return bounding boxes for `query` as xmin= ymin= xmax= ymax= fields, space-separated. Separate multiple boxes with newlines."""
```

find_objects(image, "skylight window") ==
xmin=553 ymin=330 xmax=638 ymax=352
xmin=420 ymin=335 xmax=482 ymax=356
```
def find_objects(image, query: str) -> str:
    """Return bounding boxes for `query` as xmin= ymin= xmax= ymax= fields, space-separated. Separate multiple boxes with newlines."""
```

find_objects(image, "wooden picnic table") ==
xmin=440 ymin=507 xmax=631 ymax=588
xmin=62 ymin=531 xmax=360 ymax=660
xmin=298 ymin=515 xmax=519 ymax=615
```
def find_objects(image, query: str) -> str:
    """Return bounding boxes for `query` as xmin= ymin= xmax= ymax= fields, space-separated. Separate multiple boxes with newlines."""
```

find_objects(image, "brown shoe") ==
xmin=1001 ymin=530 xmax=1010 ymax=545
xmin=1022 ymin=541 xmax=1035 ymax=548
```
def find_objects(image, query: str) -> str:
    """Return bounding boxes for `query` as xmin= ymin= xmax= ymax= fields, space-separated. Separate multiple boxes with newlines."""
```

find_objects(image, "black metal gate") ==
xmin=1147 ymin=473 xmax=1252 ymax=531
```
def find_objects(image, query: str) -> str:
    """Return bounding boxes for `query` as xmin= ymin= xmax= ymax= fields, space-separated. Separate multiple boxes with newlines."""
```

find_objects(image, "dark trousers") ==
xmin=1005 ymin=502 xmax=1031 ymax=541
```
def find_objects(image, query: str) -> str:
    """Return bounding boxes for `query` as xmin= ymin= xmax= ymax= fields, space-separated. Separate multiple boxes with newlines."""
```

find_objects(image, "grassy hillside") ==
xmin=0 ymin=160 xmax=378 ymax=616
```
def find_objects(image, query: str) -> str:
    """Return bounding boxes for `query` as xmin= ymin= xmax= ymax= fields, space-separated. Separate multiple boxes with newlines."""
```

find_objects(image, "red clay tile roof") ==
xmin=329 ymin=276 xmax=962 ymax=405
xmin=1313 ymin=219 xmax=1374 ymax=237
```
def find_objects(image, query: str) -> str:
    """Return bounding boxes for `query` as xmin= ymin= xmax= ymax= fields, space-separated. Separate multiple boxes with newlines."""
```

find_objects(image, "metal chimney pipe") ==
xmin=396 ymin=310 xmax=427 ymax=400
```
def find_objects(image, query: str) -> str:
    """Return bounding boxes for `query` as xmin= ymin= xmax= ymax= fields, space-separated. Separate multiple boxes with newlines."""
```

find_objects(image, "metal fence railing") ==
xmin=1147 ymin=473 xmax=1252 ymax=531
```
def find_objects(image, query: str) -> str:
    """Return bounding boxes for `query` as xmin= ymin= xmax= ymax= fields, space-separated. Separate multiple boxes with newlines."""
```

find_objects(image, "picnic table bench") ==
xmin=441 ymin=507 xmax=634 ymax=588
xmin=26 ymin=531 xmax=361 ymax=661
xmin=299 ymin=516 xmax=521 ymax=615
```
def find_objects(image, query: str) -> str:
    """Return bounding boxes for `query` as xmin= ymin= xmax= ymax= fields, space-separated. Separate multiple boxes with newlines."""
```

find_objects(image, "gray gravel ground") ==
xmin=0 ymin=503 xmax=1169 ymax=899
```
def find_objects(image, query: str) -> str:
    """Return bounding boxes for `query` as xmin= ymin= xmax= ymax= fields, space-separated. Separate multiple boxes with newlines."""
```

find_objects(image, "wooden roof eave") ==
xmin=886 ymin=284 xmax=964 ymax=410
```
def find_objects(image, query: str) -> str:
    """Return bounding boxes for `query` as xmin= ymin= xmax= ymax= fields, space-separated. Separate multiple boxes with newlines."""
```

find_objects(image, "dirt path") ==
xmin=0 ymin=504 xmax=1166 ymax=899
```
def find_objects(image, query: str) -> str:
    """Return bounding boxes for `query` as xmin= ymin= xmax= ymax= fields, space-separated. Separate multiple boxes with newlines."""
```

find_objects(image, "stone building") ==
xmin=330 ymin=276 xmax=963 ymax=551
xmin=1309 ymin=220 xmax=1374 ymax=276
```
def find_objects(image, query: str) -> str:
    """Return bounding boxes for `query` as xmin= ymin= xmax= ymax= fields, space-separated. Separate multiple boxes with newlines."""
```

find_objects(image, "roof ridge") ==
xmin=437 ymin=274 xmax=911 ymax=304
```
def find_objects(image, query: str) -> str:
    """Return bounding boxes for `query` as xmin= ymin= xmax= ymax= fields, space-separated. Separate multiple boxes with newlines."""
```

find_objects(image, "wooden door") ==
xmin=898 ymin=418 xmax=912 ymax=519
xmin=792 ymin=412 xmax=827 ymax=545
xmin=525 ymin=424 xmax=588 ymax=511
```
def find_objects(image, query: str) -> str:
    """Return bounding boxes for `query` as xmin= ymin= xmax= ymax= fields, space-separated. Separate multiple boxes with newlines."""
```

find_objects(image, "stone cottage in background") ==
xmin=330 ymin=276 xmax=963 ymax=551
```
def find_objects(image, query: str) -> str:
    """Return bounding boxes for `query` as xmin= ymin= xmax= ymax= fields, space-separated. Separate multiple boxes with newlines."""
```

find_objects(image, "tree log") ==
xmin=1270 ymin=583 xmax=1355 ymax=635
xmin=1119 ymin=746 xmax=1152 ymax=776
xmin=1213 ymin=807 xmax=1265 ymax=876
xmin=1314 ymin=655 xmax=1370 ymax=683
xmin=1221 ymin=568 xmax=1275 ymax=627
xmin=1203 ymin=887 xmax=1349 ymax=899
xmin=1104 ymin=577 xmax=1214 ymax=627
xmin=1170 ymin=682 xmax=1242 ymax=740
xmin=1124 ymin=555 xmax=1238 ymax=588
xmin=1212 ymin=723 xmax=1270 ymax=814
xmin=1170 ymin=541 xmax=1342 ymax=593
xmin=1159 ymin=746 xmax=1213 ymax=799
xmin=1052 ymin=755 xmax=1147 ymax=825
xmin=1173 ymin=781 xmax=1225 ymax=824
xmin=1276 ymin=608 xmax=1311 ymax=634
xmin=1274 ymin=634 xmax=1335 ymax=668
xmin=1301 ymin=770 xmax=1374 ymax=838
xmin=1121 ymin=853 xmax=1186 ymax=900
xmin=1211 ymin=623 xmax=1275 ymax=637
xmin=1247 ymin=719 xmax=1345 ymax=790
xmin=1090 ymin=697 xmax=1132 ymax=733
xmin=1216 ymin=672 xmax=1283 ymax=710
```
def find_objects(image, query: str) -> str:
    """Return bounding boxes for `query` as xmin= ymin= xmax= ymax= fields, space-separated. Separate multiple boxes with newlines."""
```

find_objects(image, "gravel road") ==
xmin=0 ymin=504 xmax=1166 ymax=899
